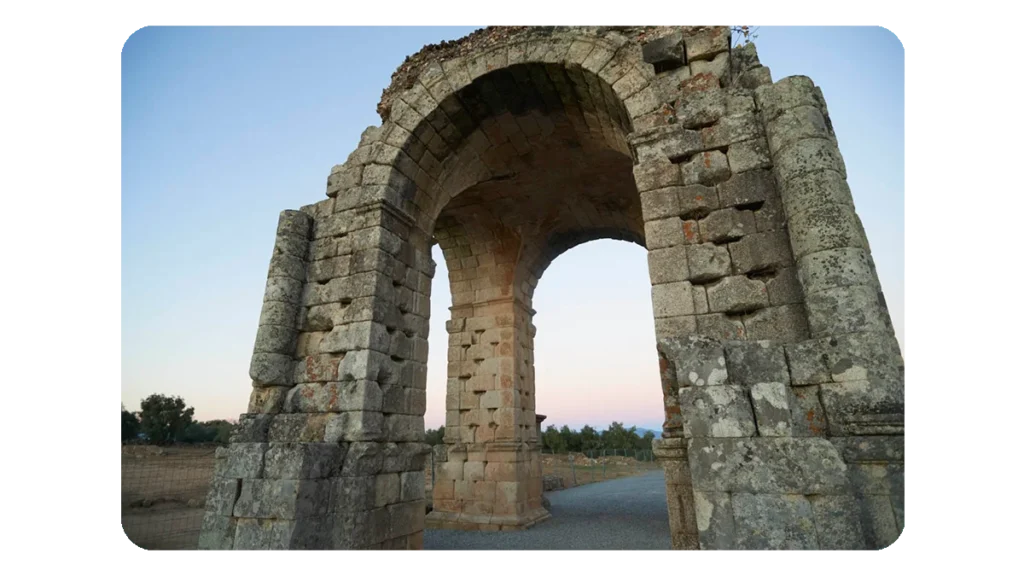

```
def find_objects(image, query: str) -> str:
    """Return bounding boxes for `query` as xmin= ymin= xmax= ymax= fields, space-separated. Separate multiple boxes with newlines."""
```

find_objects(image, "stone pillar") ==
xmin=199 ymin=196 xmax=433 ymax=550
xmin=652 ymin=438 xmax=699 ymax=549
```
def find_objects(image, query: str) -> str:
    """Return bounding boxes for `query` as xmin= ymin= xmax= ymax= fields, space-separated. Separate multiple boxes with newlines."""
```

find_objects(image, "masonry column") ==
xmin=426 ymin=221 xmax=549 ymax=531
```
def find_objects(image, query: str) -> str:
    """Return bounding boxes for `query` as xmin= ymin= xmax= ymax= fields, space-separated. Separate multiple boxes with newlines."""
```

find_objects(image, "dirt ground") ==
xmin=121 ymin=445 xmax=662 ymax=549
xmin=121 ymin=445 xmax=216 ymax=550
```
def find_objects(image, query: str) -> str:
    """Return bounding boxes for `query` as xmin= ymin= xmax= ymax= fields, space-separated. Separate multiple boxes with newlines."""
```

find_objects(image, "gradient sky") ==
xmin=122 ymin=26 xmax=903 ymax=430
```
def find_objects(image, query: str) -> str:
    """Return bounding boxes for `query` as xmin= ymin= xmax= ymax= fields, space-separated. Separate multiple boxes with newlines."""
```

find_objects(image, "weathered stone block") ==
xmin=320 ymin=321 xmax=390 ymax=354
xmin=742 ymin=304 xmax=809 ymax=342
xmin=684 ymin=27 xmax=731 ymax=62
xmin=218 ymin=443 xmax=269 ymax=480
xmin=820 ymin=379 xmax=903 ymax=436
xmin=728 ymin=230 xmax=793 ymax=274
xmin=198 ymin=512 xmax=237 ymax=550
xmin=654 ymin=315 xmax=698 ymax=340
xmin=652 ymin=281 xmax=695 ymax=318
xmin=323 ymin=411 xmax=384 ymax=442
xmin=267 ymin=414 xmax=329 ymax=443
xmin=639 ymin=188 xmax=680 ymax=221
xmin=631 ymin=125 xmax=703 ymax=164
xmin=688 ymin=437 xmax=848 ymax=493
xmin=647 ymin=245 xmax=689 ymax=284
xmin=681 ymin=150 xmax=730 ymax=186
xmin=677 ymin=184 xmax=719 ymax=219
xmin=263 ymin=276 xmax=304 ymax=305
xmin=339 ymin=442 xmax=383 ymax=477
xmin=232 ymin=518 xmax=297 ymax=550
xmin=716 ymin=168 xmax=773 ymax=209
xmin=259 ymin=300 xmax=300 ymax=329
xmin=859 ymin=493 xmax=901 ymax=549
xmin=264 ymin=443 xmax=346 ymax=479
xmin=384 ymin=414 xmax=425 ymax=442
xmin=284 ymin=380 xmax=384 ymax=414
xmin=785 ymin=338 xmax=832 ymax=385
xmin=293 ymin=354 xmax=343 ymax=384
xmin=701 ymin=112 xmax=762 ymax=149
xmin=633 ymin=161 xmax=682 ymax=192
xmin=765 ymin=266 xmax=803 ymax=305
xmin=644 ymin=217 xmax=686 ymax=249
xmin=738 ymin=66 xmax=772 ymax=89
xmin=724 ymin=340 xmax=789 ymax=386
xmin=706 ymin=275 xmax=768 ymax=314
xmin=206 ymin=479 xmax=242 ymax=516
xmin=337 ymin=349 xmax=392 ymax=382
xmin=676 ymin=89 xmax=726 ymax=129
xmin=231 ymin=414 xmax=273 ymax=443
xmin=827 ymin=331 xmax=904 ymax=383
xmin=779 ymin=168 xmax=854 ymax=221
xmin=698 ymin=208 xmax=755 ymax=243
xmin=253 ymin=325 xmax=298 ymax=355
xmin=753 ymin=75 xmax=823 ymax=123
xmin=250 ymin=352 xmax=294 ymax=387
xmin=686 ymin=243 xmax=731 ymax=283
xmin=726 ymin=139 xmax=771 ymax=174
xmin=642 ymin=32 xmax=686 ymax=66
xmin=829 ymin=436 xmax=904 ymax=463
xmin=774 ymin=138 xmax=846 ymax=184
xmin=689 ymin=52 xmax=730 ymax=86
xmin=658 ymin=335 xmax=728 ymax=387
xmin=693 ymin=491 xmax=735 ymax=549
xmin=789 ymin=385 xmax=828 ymax=437
xmin=750 ymin=382 xmax=791 ymax=436
xmin=732 ymin=493 xmax=818 ymax=550
xmin=248 ymin=386 xmax=289 ymax=414
xmin=766 ymin=105 xmax=833 ymax=155
xmin=679 ymin=385 xmax=757 ymax=438
xmin=798 ymin=247 xmax=878 ymax=296
xmin=277 ymin=209 xmax=313 ymax=239
xmin=695 ymin=313 xmax=746 ymax=340
xmin=787 ymin=203 xmax=868 ymax=260
xmin=233 ymin=478 xmax=332 ymax=519
xmin=805 ymin=284 xmax=890 ymax=337
xmin=400 ymin=471 xmax=425 ymax=502
xmin=811 ymin=491 xmax=868 ymax=549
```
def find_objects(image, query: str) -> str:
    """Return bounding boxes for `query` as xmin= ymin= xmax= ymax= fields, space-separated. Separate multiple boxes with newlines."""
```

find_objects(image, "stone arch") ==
xmin=201 ymin=26 xmax=904 ymax=551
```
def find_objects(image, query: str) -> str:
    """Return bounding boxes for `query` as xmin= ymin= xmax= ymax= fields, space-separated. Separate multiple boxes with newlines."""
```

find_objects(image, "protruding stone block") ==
xmin=706 ymin=275 xmax=768 ymax=314
xmin=716 ymin=168 xmax=773 ymax=208
xmin=699 ymin=208 xmax=755 ymax=243
xmin=687 ymin=243 xmax=731 ymax=283
xmin=750 ymin=382 xmax=791 ymax=436
xmin=681 ymin=150 xmax=730 ymax=186
xmin=728 ymin=230 xmax=793 ymax=274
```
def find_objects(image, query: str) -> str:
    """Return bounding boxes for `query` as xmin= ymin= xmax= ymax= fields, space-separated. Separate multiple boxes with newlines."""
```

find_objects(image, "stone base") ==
xmin=425 ymin=507 xmax=551 ymax=531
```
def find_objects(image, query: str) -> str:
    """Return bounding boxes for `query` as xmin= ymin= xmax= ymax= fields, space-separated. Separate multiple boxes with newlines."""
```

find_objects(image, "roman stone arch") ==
xmin=199 ymin=26 xmax=904 ymax=550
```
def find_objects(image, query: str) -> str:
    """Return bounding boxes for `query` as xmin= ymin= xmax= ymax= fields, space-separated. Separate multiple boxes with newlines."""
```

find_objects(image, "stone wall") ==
xmin=199 ymin=25 xmax=903 ymax=550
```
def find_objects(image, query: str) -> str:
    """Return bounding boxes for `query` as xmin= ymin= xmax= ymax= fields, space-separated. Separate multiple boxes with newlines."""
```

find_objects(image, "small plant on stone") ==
xmin=731 ymin=26 xmax=759 ymax=47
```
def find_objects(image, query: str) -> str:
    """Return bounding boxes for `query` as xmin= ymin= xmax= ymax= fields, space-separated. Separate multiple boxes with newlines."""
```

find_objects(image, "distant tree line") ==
xmin=422 ymin=422 xmax=656 ymax=452
xmin=121 ymin=394 xmax=235 ymax=445
xmin=541 ymin=422 xmax=656 ymax=453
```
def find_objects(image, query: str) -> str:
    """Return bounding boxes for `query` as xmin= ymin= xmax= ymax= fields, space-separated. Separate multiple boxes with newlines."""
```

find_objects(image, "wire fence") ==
xmin=121 ymin=445 xmax=217 ymax=550
xmin=424 ymin=446 xmax=660 ymax=498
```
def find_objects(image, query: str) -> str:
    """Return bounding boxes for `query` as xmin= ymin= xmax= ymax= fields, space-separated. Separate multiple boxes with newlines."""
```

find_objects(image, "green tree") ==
xmin=542 ymin=425 xmax=566 ymax=452
xmin=579 ymin=425 xmax=603 ymax=452
xmin=424 ymin=426 xmax=446 ymax=445
xmin=138 ymin=394 xmax=195 ymax=444
xmin=182 ymin=420 xmax=235 ymax=444
xmin=601 ymin=421 xmax=638 ymax=450
xmin=121 ymin=404 xmax=140 ymax=442
xmin=639 ymin=430 xmax=656 ymax=450
xmin=559 ymin=425 xmax=581 ymax=452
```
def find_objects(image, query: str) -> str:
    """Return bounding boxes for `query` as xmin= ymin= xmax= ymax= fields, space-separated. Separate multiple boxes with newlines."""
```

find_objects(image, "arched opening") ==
xmin=409 ymin=62 xmax=647 ymax=530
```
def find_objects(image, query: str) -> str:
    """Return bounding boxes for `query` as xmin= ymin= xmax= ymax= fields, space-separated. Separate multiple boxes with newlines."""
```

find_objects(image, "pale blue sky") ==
xmin=122 ymin=26 xmax=903 ymax=429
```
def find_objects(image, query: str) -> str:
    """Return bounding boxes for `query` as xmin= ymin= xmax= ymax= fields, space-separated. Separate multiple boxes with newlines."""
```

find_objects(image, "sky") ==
xmin=122 ymin=26 xmax=903 ymax=431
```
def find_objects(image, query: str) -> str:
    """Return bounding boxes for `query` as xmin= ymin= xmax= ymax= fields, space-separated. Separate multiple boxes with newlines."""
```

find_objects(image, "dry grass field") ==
xmin=121 ymin=445 xmax=661 ymax=549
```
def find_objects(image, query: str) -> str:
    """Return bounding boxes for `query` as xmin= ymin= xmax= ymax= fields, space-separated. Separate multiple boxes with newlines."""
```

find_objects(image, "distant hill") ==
xmin=634 ymin=427 xmax=662 ymax=438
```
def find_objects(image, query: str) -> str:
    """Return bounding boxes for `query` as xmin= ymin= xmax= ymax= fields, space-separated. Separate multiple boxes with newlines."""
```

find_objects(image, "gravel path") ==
xmin=424 ymin=470 xmax=671 ymax=550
